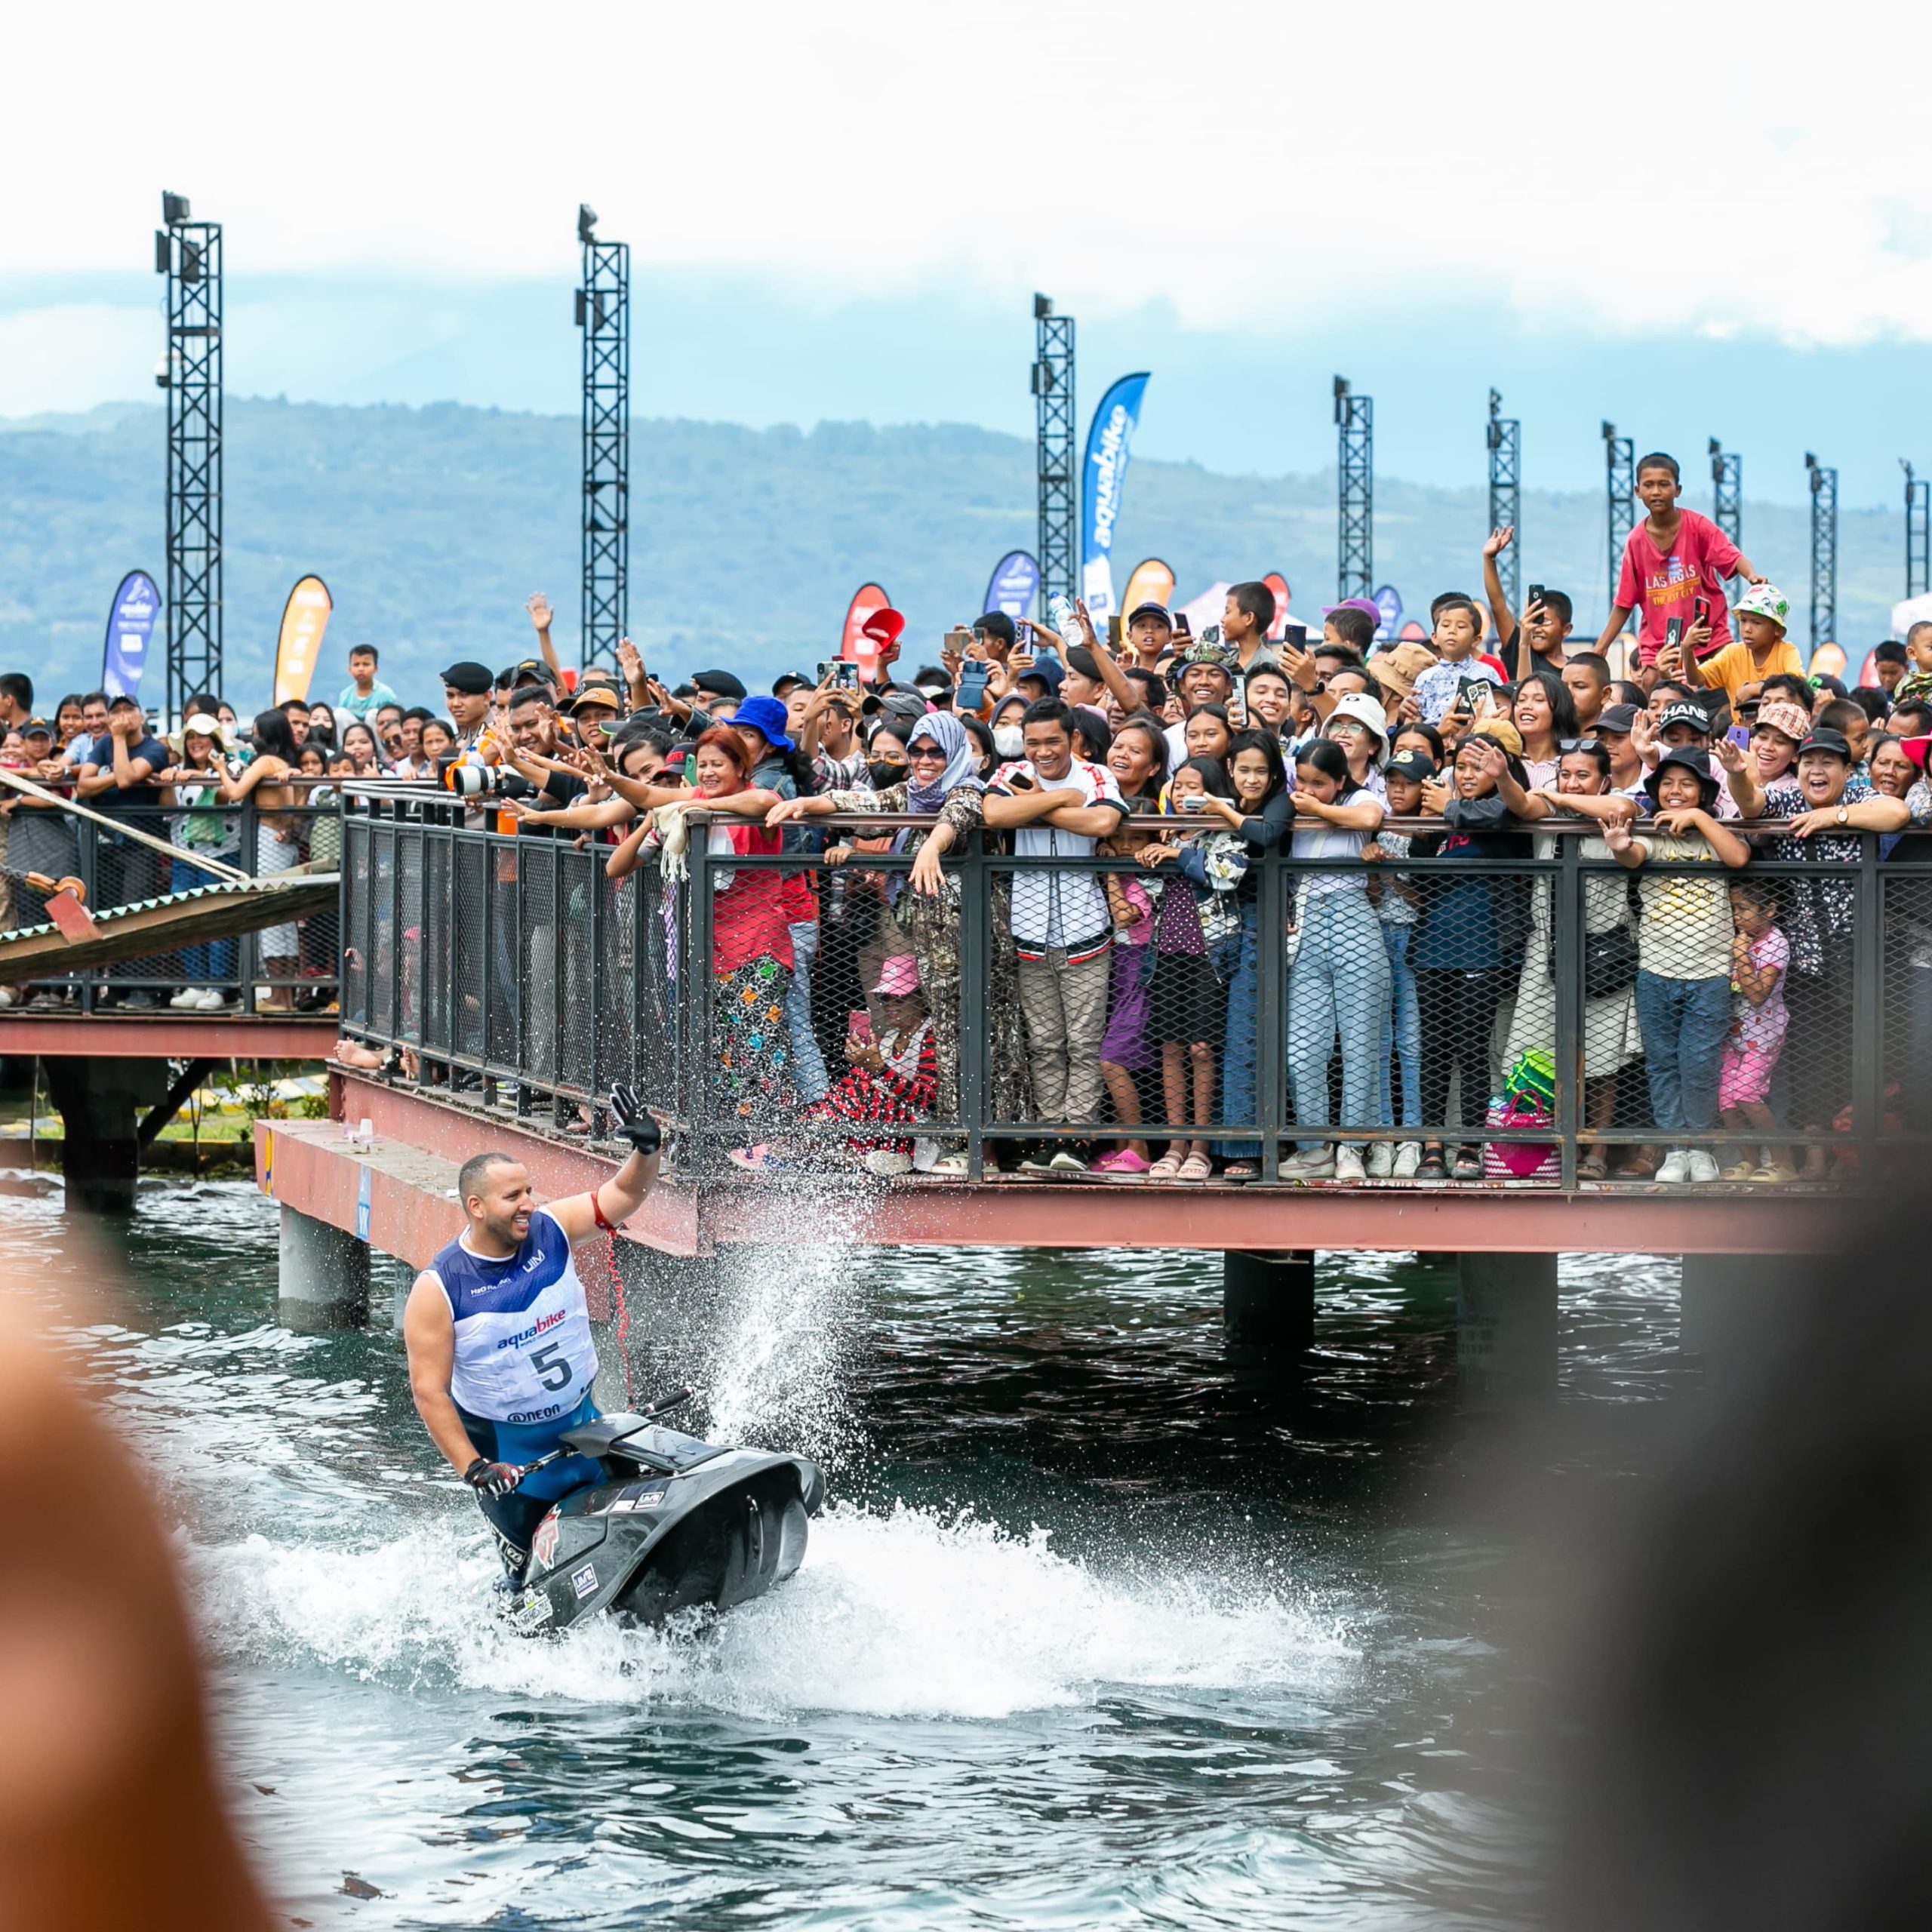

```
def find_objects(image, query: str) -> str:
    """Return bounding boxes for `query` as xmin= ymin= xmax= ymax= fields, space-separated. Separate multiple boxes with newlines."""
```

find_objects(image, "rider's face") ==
xmin=469 ymin=1162 xmax=534 ymax=1247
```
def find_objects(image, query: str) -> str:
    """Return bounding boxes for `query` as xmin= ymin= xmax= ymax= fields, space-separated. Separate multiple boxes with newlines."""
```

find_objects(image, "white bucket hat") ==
xmin=1321 ymin=691 xmax=1391 ymax=768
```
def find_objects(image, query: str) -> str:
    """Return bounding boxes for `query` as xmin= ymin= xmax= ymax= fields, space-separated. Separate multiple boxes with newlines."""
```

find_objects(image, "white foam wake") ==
xmin=189 ymin=1499 xmax=1353 ymax=1721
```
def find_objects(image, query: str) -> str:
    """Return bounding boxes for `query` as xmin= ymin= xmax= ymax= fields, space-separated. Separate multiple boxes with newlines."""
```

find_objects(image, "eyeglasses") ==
xmin=1558 ymin=737 xmax=1601 ymax=752
xmin=907 ymin=746 xmax=947 ymax=762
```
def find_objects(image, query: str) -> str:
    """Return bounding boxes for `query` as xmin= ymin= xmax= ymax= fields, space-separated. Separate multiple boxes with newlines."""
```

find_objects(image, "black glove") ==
xmin=464 ymin=1457 xmax=521 ymax=1499
xmin=609 ymin=1084 xmax=663 ymax=1157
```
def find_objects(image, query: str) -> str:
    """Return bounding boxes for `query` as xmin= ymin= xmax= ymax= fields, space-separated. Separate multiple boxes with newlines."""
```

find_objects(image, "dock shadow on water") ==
xmin=11 ymin=1173 xmax=1926 ymax=1929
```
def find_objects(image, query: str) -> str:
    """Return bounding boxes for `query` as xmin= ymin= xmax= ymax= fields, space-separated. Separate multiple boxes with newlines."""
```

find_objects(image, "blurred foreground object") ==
xmin=0 ymin=1286 xmax=272 ymax=1932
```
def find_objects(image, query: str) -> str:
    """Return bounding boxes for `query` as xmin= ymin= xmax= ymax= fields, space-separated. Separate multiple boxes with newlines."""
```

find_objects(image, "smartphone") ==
xmin=1728 ymin=724 xmax=1752 ymax=749
xmin=848 ymin=1011 xmax=872 ymax=1043
xmin=1006 ymin=768 xmax=1036 ymax=792
xmin=1107 ymin=614 xmax=1124 ymax=648
xmin=1174 ymin=613 xmax=1192 ymax=638
xmin=1284 ymin=622 xmax=1308 ymax=649
xmin=1457 ymin=673 xmax=1490 ymax=703
xmin=1665 ymin=616 xmax=1684 ymax=651
xmin=1199 ymin=622 xmax=1223 ymax=648
xmin=1527 ymin=583 xmax=1546 ymax=608
xmin=1180 ymin=795 xmax=1204 ymax=812
xmin=817 ymin=659 xmax=859 ymax=690
xmin=956 ymin=661 xmax=991 ymax=709
xmin=1694 ymin=597 xmax=1709 ymax=626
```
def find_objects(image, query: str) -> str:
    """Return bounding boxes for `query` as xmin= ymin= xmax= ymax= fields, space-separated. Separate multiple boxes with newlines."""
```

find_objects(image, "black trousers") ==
xmin=1416 ymin=965 xmax=1513 ymax=1144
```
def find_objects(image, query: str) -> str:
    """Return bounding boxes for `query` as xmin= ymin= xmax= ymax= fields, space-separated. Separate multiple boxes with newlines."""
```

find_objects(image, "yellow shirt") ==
xmin=1697 ymin=635 xmax=1804 ymax=701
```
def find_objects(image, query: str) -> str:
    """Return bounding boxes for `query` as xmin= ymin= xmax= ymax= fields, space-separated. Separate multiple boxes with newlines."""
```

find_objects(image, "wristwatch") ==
xmin=1836 ymin=804 xmax=1849 ymax=826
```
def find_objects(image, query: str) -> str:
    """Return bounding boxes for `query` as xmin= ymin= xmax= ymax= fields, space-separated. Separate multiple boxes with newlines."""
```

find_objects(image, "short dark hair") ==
xmin=1651 ymin=679 xmax=1696 ymax=707
xmin=1875 ymin=639 xmax=1909 ymax=666
xmin=1889 ymin=699 xmax=1932 ymax=733
xmin=1229 ymin=580 xmax=1277 ymax=635
xmin=974 ymin=611 xmax=1017 ymax=649
xmin=1636 ymin=451 xmax=1681 ymax=484
xmin=82 ymin=691 xmax=109 ymax=710
xmin=402 ymin=705 xmax=437 ymax=724
xmin=1850 ymin=686 xmax=1890 ymax=724
xmin=349 ymin=643 xmax=378 ymax=664
xmin=1907 ymin=620 xmax=1932 ymax=649
xmin=1324 ymin=608 xmax=1376 ymax=652
xmin=1124 ymin=667 xmax=1169 ymax=711
xmin=1760 ymin=672 xmax=1812 ymax=709
xmin=1564 ymin=654 xmax=1611 ymax=689
xmin=1819 ymin=697 xmax=1867 ymax=736
xmin=1537 ymin=589 xmax=1576 ymax=626
xmin=0 ymin=672 xmax=32 ymax=711
xmin=508 ymin=683 xmax=555 ymax=712
xmin=457 ymin=1150 xmax=518 ymax=1211
xmin=1434 ymin=597 xmax=1484 ymax=635
xmin=1020 ymin=697 xmax=1074 ymax=738
xmin=1429 ymin=589 xmax=1477 ymax=617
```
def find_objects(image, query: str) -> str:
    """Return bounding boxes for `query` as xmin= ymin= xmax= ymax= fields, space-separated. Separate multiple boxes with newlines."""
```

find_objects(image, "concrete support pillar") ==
xmin=1223 ymin=1250 xmax=1315 ymax=1354
xmin=1457 ymin=1251 xmax=1558 ymax=1400
xmin=42 ymin=1056 xmax=167 ymax=1214
xmin=278 ymin=1204 xmax=371 ymax=1331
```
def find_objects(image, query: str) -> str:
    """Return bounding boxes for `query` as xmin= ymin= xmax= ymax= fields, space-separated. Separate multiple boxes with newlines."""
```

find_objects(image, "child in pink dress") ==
xmin=1718 ymin=878 xmax=1789 ymax=1180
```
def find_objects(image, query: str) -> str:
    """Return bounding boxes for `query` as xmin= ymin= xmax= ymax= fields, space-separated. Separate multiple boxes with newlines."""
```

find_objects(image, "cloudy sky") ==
xmin=7 ymin=0 xmax=1929 ymax=500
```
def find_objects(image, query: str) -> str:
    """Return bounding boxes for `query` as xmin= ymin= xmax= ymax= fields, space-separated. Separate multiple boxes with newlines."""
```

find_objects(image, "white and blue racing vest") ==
xmin=426 ymin=1209 xmax=599 ymax=1426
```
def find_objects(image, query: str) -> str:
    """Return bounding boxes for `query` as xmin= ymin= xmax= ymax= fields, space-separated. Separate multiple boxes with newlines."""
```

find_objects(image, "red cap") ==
xmin=860 ymin=607 xmax=906 ymax=647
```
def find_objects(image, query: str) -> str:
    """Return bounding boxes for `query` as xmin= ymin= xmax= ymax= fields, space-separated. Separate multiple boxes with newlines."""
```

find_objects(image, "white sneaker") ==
xmin=1281 ymin=1145 xmax=1335 ymax=1180
xmin=862 ymin=1149 xmax=913 ymax=1177
xmin=1392 ymin=1140 xmax=1422 ymax=1178
xmin=195 ymin=987 xmax=225 ymax=1009
xmin=1366 ymin=1141 xmax=1395 ymax=1178
xmin=1684 ymin=1149 xmax=1720 ymax=1185
xmin=169 ymin=986 xmax=202 ymax=1009
xmin=928 ymin=1153 xmax=970 ymax=1177
xmin=1656 ymin=1149 xmax=1692 ymax=1185
xmin=1335 ymin=1144 xmax=1367 ymax=1183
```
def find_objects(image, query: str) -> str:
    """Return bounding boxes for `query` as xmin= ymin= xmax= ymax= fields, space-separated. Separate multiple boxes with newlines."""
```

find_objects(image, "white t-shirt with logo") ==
xmin=994 ymin=756 xmax=1127 ymax=952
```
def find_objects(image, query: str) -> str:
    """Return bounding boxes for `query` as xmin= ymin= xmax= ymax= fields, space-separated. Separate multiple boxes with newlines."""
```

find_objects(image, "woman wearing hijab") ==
xmin=769 ymin=709 xmax=1044 ymax=1172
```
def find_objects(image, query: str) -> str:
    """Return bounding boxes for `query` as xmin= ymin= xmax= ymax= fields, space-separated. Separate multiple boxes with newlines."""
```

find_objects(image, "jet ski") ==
xmin=500 ymin=1389 xmax=824 ymax=1635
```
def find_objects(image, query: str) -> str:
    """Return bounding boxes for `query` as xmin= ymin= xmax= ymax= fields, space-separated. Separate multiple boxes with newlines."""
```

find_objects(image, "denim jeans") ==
xmin=1286 ymin=892 xmax=1390 ymax=1150
xmin=1216 ymin=903 xmax=1260 ymax=1159
xmin=1379 ymin=921 xmax=1421 ymax=1130
xmin=170 ymin=854 xmax=235 ymax=983
xmin=786 ymin=918 xmax=829 ymax=1106
xmin=1633 ymin=969 xmax=1730 ymax=1134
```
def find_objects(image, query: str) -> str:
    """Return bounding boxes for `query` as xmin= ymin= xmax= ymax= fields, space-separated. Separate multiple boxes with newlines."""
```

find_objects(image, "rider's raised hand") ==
xmin=608 ymin=1084 xmax=663 ymax=1157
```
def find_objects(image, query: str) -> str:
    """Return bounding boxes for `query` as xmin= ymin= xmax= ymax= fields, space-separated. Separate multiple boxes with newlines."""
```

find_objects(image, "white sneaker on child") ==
xmin=1684 ymin=1149 xmax=1720 ymax=1185
xmin=1334 ymin=1144 xmax=1367 ymax=1183
xmin=1366 ymin=1141 xmax=1395 ymax=1178
xmin=1392 ymin=1141 xmax=1422 ymax=1178
xmin=1656 ymin=1149 xmax=1692 ymax=1185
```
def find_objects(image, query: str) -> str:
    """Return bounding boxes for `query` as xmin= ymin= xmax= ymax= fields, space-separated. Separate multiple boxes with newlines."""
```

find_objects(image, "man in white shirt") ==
xmin=991 ymin=698 xmax=1129 ymax=1172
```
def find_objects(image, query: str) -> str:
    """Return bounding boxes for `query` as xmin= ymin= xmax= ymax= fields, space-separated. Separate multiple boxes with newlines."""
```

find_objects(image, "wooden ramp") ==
xmin=0 ymin=871 xmax=339 ymax=978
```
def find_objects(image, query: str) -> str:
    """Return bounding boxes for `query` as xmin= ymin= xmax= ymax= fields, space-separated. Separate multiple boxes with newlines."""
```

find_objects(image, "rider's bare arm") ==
xmin=402 ymin=1278 xmax=485 ymax=1475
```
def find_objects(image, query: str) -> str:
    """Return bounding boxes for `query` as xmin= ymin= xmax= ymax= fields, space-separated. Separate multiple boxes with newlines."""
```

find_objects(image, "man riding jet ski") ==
xmin=402 ymin=1088 xmax=821 ymax=1629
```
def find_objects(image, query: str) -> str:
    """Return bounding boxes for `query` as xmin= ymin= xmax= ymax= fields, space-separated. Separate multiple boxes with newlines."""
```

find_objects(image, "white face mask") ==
xmin=994 ymin=726 xmax=1025 ymax=758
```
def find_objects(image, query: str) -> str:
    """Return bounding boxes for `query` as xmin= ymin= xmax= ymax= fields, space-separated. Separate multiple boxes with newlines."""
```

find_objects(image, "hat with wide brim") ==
xmin=721 ymin=694 xmax=796 ymax=753
xmin=1367 ymin=640 xmax=1436 ymax=702
xmin=1644 ymin=744 xmax=1721 ymax=808
xmin=1322 ymin=691 xmax=1392 ymax=767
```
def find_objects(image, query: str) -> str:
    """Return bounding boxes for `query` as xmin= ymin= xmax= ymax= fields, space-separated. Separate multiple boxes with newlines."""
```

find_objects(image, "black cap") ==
xmin=1797 ymin=727 xmax=1852 ymax=762
xmin=20 ymin=716 xmax=53 ymax=737
xmin=1386 ymin=747 xmax=1435 ymax=782
xmin=692 ymin=669 xmax=747 ymax=701
xmin=509 ymin=657 xmax=549 ymax=686
xmin=771 ymin=671 xmax=812 ymax=696
xmin=1596 ymin=703 xmax=1641 ymax=734
xmin=1657 ymin=700 xmax=1712 ymax=737
xmin=1644 ymin=744 xmax=1718 ymax=804
xmin=440 ymin=660 xmax=494 ymax=694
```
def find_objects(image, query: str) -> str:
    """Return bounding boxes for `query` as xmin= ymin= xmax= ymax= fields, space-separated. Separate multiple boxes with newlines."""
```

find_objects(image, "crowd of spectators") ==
xmin=11 ymin=449 xmax=1932 ymax=1185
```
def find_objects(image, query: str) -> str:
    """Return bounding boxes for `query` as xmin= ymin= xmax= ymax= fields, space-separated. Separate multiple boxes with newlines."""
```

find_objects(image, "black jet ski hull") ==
xmin=503 ymin=1416 xmax=823 ymax=1635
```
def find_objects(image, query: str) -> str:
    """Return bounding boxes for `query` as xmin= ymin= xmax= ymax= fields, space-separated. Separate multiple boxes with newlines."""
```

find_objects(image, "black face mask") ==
xmin=869 ymin=759 xmax=906 ymax=787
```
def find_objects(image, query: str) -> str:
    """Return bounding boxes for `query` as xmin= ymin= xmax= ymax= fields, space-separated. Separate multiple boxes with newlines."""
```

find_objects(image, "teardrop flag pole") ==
xmin=272 ymin=575 xmax=334 ymax=706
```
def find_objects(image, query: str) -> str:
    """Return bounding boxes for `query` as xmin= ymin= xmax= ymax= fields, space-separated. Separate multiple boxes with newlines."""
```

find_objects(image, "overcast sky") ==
xmin=7 ymin=0 xmax=1930 ymax=499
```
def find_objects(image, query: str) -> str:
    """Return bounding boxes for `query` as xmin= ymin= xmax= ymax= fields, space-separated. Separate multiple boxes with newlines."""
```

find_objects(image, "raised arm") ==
xmin=526 ymin=592 xmax=561 ymax=676
xmin=546 ymin=1092 xmax=661 ymax=1243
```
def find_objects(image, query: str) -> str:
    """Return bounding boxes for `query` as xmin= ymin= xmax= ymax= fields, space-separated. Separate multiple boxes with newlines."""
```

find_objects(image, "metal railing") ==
xmin=0 ymin=790 xmax=341 ymax=1012
xmin=337 ymin=795 xmax=1932 ymax=1188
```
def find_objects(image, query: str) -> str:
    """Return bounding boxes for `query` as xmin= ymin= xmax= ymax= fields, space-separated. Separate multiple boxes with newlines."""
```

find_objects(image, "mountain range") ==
xmin=0 ymin=398 xmax=1912 ymax=706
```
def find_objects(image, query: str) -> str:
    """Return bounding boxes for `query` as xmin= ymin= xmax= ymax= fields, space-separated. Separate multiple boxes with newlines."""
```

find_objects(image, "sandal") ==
xmin=1221 ymin=1161 xmax=1259 ymax=1182
xmin=1177 ymin=1151 xmax=1213 ymax=1183
xmin=1417 ymin=1148 xmax=1447 ymax=1180
xmin=1147 ymin=1150 xmax=1185 ymax=1182
xmin=1578 ymin=1150 xmax=1609 ymax=1180
xmin=1451 ymin=1149 xmax=1484 ymax=1181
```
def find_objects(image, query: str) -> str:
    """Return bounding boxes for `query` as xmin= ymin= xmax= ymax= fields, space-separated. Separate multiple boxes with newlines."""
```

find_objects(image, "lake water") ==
xmin=12 ymin=1176 xmax=1691 ymax=1929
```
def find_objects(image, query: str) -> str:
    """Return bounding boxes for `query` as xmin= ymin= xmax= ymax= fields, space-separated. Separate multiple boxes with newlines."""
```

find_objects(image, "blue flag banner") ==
xmin=983 ymin=549 xmax=1042 ymax=623
xmin=101 ymin=569 xmax=161 ymax=700
xmin=1080 ymin=373 xmax=1151 ymax=629
xmin=1372 ymin=584 xmax=1403 ymax=642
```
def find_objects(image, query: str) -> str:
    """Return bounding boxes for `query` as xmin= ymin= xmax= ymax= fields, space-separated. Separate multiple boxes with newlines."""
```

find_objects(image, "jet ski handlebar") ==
xmin=506 ymin=1385 xmax=697 ymax=1491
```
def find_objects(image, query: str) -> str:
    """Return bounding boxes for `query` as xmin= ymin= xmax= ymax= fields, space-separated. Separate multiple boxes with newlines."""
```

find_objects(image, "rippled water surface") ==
xmin=9 ymin=1177 xmax=1690 ymax=1928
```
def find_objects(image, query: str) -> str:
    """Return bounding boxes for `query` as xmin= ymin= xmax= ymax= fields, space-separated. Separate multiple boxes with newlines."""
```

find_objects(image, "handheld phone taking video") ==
xmin=1199 ymin=622 xmax=1223 ymax=648
xmin=1107 ymin=614 xmax=1123 ymax=648
xmin=955 ymin=661 xmax=991 ymax=709
xmin=1527 ymin=583 xmax=1546 ymax=608
xmin=1665 ymin=617 xmax=1685 ymax=652
xmin=1284 ymin=622 xmax=1308 ymax=648
xmin=1728 ymin=725 xmax=1752 ymax=749
xmin=1173 ymin=613 xmax=1192 ymax=638
xmin=817 ymin=660 xmax=860 ymax=690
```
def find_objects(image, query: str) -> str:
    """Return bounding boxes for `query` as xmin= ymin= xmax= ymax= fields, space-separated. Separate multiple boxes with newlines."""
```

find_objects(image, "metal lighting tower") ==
xmin=575 ymin=205 xmax=629 ymax=669
xmin=1602 ymin=421 xmax=1634 ymax=612
xmin=1486 ymin=388 xmax=1521 ymax=608
xmin=155 ymin=191 xmax=221 ymax=718
xmin=1334 ymin=376 xmax=1373 ymax=600
xmin=1031 ymin=294 xmax=1076 ymax=609
xmin=1906 ymin=460 xmax=1931 ymax=601
xmin=1805 ymin=453 xmax=1838 ymax=652
xmin=1709 ymin=436 xmax=1743 ymax=592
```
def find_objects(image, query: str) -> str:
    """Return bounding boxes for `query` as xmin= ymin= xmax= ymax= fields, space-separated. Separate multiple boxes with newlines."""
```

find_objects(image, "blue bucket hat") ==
xmin=721 ymin=694 xmax=795 ymax=754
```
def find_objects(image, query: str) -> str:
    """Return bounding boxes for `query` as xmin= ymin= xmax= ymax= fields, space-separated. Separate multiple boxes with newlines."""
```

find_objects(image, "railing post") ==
xmin=1552 ymin=833 xmax=1583 ymax=1188
xmin=959 ymin=829 xmax=990 ymax=1182
xmin=238 ymin=802 xmax=258 ymax=1009
xmin=1254 ymin=841 xmax=1284 ymax=1182
xmin=1853 ymin=832 xmax=1884 ymax=1149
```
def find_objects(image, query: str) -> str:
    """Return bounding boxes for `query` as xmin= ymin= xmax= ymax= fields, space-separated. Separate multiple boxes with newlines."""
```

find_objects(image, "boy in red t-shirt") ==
xmin=1593 ymin=451 xmax=1764 ymax=669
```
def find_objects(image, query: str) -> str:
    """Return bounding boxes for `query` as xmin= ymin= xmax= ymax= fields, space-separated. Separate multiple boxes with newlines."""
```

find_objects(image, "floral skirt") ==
xmin=713 ymin=955 xmax=795 ymax=1127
